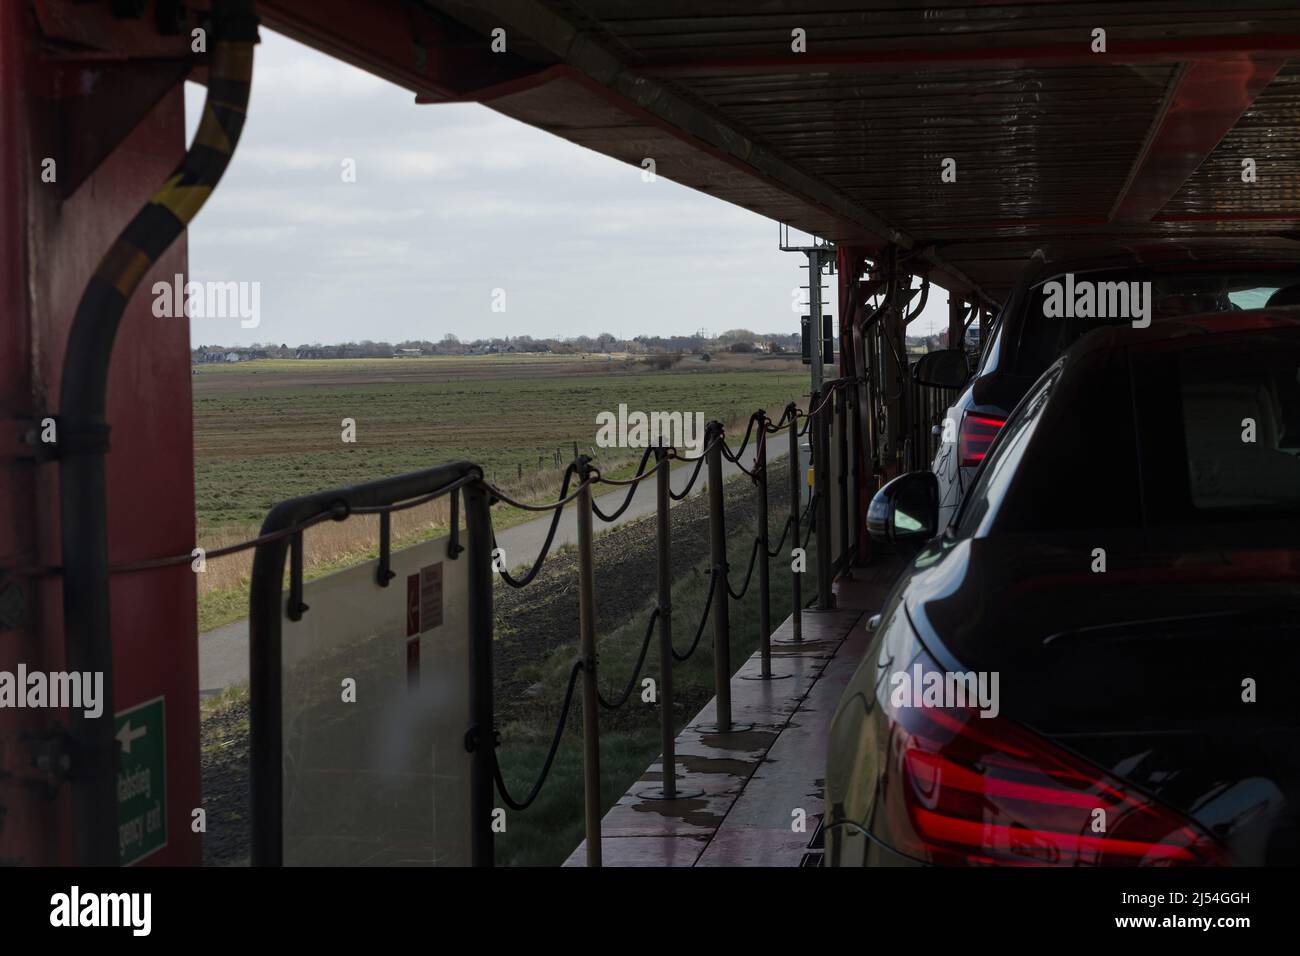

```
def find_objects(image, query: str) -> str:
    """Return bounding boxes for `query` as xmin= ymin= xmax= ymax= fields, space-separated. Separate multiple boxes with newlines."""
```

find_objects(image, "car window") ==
xmin=975 ymin=312 xmax=1003 ymax=372
xmin=954 ymin=364 xmax=1060 ymax=537
xmin=1133 ymin=331 xmax=1300 ymax=523
xmin=1012 ymin=269 xmax=1300 ymax=381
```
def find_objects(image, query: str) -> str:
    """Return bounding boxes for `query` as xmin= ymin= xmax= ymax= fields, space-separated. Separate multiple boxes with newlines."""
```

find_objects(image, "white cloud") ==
xmin=185 ymin=28 xmax=808 ymax=347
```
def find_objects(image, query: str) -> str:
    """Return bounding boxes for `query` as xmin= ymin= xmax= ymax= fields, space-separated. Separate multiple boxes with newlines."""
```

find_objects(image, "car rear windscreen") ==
xmin=1133 ymin=329 xmax=1300 ymax=524
xmin=1014 ymin=269 xmax=1300 ymax=380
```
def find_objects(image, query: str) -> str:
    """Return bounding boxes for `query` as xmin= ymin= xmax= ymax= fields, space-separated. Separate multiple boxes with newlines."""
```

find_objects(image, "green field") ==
xmin=192 ymin=352 xmax=809 ymax=632
xmin=193 ymin=352 xmax=807 ymax=536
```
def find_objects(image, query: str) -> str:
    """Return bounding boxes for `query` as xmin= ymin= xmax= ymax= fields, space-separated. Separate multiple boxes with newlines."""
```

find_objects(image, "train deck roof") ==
xmin=260 ymin=1 xmax=1300 ymax=303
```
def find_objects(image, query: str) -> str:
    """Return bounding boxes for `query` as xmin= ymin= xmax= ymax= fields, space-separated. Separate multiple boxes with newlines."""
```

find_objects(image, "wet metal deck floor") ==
xmin=563 ymin=558 xmax=902 ymax=867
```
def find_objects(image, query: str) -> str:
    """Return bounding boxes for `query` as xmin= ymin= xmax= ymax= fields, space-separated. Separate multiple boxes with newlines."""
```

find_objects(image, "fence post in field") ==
xmin=575 ymin=455 xmax=602 ymax=866
xmin=703 ymin=420 xmax=737 ymax=733
xmin=788 ymin=404 xmax=802 ymax=642
xmin=755 ymin=412 xmax=772 ymax=678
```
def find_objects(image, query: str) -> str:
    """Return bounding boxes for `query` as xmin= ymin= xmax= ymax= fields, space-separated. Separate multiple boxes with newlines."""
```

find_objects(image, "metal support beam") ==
xmin=814 ymin=397 xmax=833 ymax=610
xmin=1110 ymin=58 xmax=1285 ymax=222
xmin=631 ymin=35 xmax=1300 ymax=79
xmin=808 ymin=248 xmax=825 ymax=393
xmin=261 ymin=0 xmax=539 ymax=102
xmin=949 ymin=293 xmax=965 ymax=350
xmin=431 ymin=0 xmax=995 ymax=304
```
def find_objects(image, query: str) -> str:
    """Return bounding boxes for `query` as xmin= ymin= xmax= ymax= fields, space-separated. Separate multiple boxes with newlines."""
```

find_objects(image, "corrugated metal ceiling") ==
xmin=423 ymin=0 xmax=1300 ymax=300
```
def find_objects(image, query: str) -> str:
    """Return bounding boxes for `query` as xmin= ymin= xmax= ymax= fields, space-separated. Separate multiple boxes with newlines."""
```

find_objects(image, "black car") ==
xmin=826 ymin=309 xmax=1300 ymax=866
xmin=918 ymin=240 xmax=1300 ymax=529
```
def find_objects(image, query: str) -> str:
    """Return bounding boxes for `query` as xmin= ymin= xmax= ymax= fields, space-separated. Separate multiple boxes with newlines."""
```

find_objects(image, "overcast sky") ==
xmin=184 ymin=30 xmax=948 ymax=347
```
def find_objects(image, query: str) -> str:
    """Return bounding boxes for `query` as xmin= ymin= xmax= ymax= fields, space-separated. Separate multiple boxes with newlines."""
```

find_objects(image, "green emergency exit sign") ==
xmin=115 ymin=696 xmax=166 ymax=865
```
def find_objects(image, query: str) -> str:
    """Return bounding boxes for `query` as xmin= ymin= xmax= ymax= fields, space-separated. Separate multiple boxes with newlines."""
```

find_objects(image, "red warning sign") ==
xmin=419 ymin=562 xmax=443 ymax=632
xmin=404 ymin=563 xmax=443 ymax=636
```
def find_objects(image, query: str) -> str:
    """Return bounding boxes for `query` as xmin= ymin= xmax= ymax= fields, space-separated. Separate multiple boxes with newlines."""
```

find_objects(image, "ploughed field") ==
xmin=192 ymin=351 xmax=806 ymax=536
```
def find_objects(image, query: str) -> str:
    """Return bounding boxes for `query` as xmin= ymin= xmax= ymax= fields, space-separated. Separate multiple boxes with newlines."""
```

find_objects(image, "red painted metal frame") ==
xmin=258 ymin=0 xmax=536 ymax=102
xmin=837 ymin=246 xmax=874 ymax=563
xmin=632 ymin=35 xmax=1300 ymax=79
xmin=2 ymin=2 xmax=201 ymax=866
xmin=1111 ymin=59 xmax=1286 ymax=222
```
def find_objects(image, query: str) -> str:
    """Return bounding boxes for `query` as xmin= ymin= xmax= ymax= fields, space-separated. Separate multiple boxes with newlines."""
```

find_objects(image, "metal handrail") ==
xmin=247 ymin=460 xmax=496 ymax=867
xmin=244 ymin=382 xmax=863 ymax=869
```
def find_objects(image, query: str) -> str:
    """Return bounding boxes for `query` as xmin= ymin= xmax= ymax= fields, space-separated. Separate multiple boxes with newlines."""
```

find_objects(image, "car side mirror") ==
xmin=866 ymin=472 xmax=939 ymax=556
xmin=912 ymin=348 xmax=969 ymax=389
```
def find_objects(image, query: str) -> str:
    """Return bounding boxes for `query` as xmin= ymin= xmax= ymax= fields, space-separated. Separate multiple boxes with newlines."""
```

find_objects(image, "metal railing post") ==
xmin=788 ymin=404 xmax=803 ymax=642
xmin=464 ymin=477 xmax=496 ymax=867
xmin=755 ymin=414 xmax=772 ymax=677
xmin=654 ymin=445 xmax=676 ymax=798
xmin=836 ymin=387 xmax=850 ymax=575
xmin=706 ymin=421 xmax=732 ymax=731
xmin=575 ymin=456 xmax=602 ymax=866
xmin=639 ymin=444 xmax=705 ymax=801
xmin=815 ymin=391 xmax=834 ymax=610
xmin=848 ymin=379 xmax=862 ymax=563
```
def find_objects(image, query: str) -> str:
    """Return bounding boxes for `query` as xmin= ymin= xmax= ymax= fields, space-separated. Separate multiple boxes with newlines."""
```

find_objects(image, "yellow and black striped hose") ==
xmin=56 ymin=0 xmax=258 ymax=866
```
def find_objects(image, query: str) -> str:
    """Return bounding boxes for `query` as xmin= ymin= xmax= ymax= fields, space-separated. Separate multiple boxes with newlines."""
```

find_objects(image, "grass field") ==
xmin=193 ymin=352 xmax=809 ymax=631
xmin=194 ymin=352 xmax=804 ymax=533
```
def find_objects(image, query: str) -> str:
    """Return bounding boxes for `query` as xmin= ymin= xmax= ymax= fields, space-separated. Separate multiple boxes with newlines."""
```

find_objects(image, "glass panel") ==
xmin=280 ymin=530 xmax=473 ymax=866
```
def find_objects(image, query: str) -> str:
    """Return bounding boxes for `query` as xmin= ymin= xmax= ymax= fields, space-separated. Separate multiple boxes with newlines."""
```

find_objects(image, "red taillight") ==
xmin=878 ymin=661 xmax=1226 ymax=867
xmin=958 ymin=412 xmax=1005 ymax=467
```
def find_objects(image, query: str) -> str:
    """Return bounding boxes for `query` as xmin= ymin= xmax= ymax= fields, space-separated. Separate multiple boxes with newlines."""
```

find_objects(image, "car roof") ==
xmin=1066 ymin=307 xmax=1300 ymax=359
xmin=1021 ymin=237 xmax=1300 ymax=284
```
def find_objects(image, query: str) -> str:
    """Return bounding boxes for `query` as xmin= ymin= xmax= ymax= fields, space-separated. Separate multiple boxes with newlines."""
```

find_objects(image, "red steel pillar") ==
xmin=1 ymin=5 xmax=201 ymax=865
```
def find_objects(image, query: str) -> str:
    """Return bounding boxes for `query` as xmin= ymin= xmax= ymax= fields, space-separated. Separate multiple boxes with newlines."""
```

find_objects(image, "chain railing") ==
xmin=471 ymin=379 xmax=861 ymax=865
xmin=11 ymin=379 xmax=863 ymax=868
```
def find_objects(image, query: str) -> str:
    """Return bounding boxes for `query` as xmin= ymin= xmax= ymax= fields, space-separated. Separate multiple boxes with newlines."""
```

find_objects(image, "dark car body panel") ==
xmin=905 ymin=535 xmax=1300 ymax=865
xmin=831 ymin=309 xmax=1300 ymax=866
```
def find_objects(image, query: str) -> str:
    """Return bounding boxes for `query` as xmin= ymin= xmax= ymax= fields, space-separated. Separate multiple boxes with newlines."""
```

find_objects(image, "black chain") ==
xmin=492 ymin=659 xmax=584 ymax=811
xmin=597 ymin=607 xmax=659 ymax=710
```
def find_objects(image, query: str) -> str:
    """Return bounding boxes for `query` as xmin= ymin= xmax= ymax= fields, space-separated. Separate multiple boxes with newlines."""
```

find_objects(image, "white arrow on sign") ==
xmin=116 ymin=721 xmax=147 ymax=754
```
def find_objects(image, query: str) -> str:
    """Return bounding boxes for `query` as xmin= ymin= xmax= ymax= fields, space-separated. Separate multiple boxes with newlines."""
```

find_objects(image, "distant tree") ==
xmin=717 ymin=328 xmax=757 ymax=346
